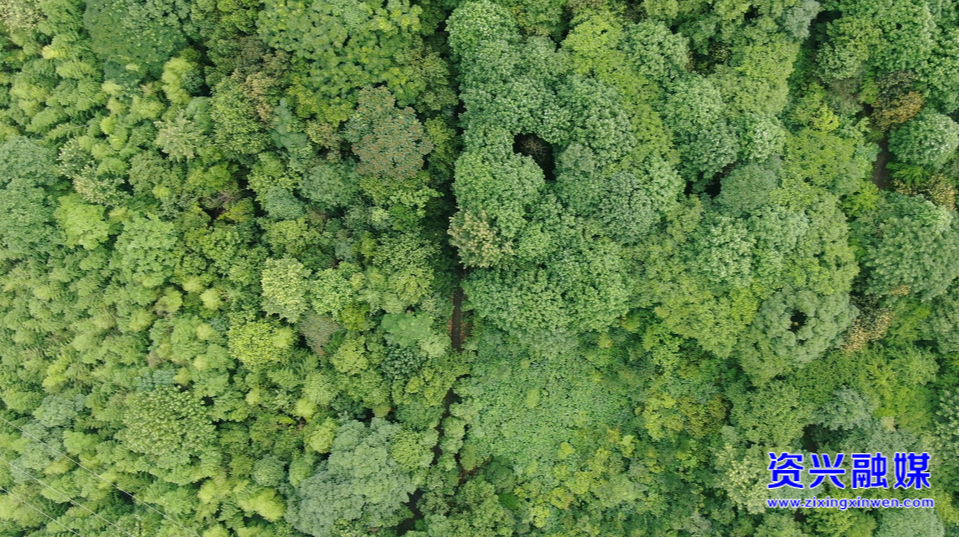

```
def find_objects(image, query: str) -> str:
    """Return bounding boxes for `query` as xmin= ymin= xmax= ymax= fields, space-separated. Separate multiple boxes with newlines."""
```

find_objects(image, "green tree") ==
xmin=154 ymin=112 xmax=207 ymax=161
xmin=310 ymin=266 xmax=358 ymax=320
xmin=710 ymin=19 xmax=799 ymax=117
xmin=781 ymin=128 xmax=872 ymax=196
xmin=54 ymin=194 xmax=112 ymax=250
xmin=228 ymin=318 xmax=296 ymax=369
xmin=623 ymin=20 xmax=690 ymax=85
xmin=0 ymin=0 xmax=43 ymax=31
xmin=659 ymin=76 xmax=739 ymax=181
xmin=856 ymin=192 xmax=959 ymax=300
xmin=924 ymin=285 xmax=959 ymax=353
xmin=33 ymin=394 xmax=84 ymax=428
xmin=261 ymin=186 xmax=306 ymax=220
xmin=779 ymin=0 xmax=820 ymax=41
xmin=118 ymin=385 xmax=215 ymax=466
xmin=0 ymin=136 xmax=59 ymax=261
xmin=805 ymin=510 xmax=877 ymax=537
xmin=261 ymin=257 xmax=312 ymax=323
xmin=888 ymin=111 xmax=959 ymax=168
xmin=730 ymin=380 xmax=813 ymax=446
xmin=160 ymin=55 xmax=202 ymax=108
xmin=756 ymin=514 xmax=809 ymax=537
xmin=257 ymin=0 xmax=424 ymax=121
xmin=919 ymin=28 xmax=959 ymax=113
xmin=460 ymin=340 xmax=630 ymax=477
xmin=210 ymin=77 xmax=269 ymax=158
xmin=344 ymin=86 xmax=434 ymax=181
xmin=555 ymin=151 xmax=683 ymax=243
xmin=557 ymin=75 xmax=636 ymax=166
xmin=83 ymin=0 xmax=187 ymax=77
xmin=876 ymin=509 xmax=943 ymax=537
xmin=817 ymin=0 xmax=935 ymax=82
xmin=286 ymin=418 xmax=416 ymax=537
xmin=449 ymin=209 xmax=514 ymax=268
xmin=716 ymin=163 xmax=778 ymax=216
xmin=736 ymin=287 xmax=857 ymax=383
xmin=298 ymin=161 xmax=361 ymax=213
xmin=452 ymin=151 xmax=545 ymax=244
xmin=465 ymin=205 xmax=629 ymax=335
xmin=363 ymin=231 xmax=440 ymax=314
xmin=637 ymin=200 xmax=761 ymax=357
xmin=422 ymin=478 xmax=515 ymax=536
xmin=110 ymin=215 xmax=182 ymax=288
xmin=446 ymin=1 xmax=518 ymax=64
xmin=815 ymin=387 xmax=875 ymax=431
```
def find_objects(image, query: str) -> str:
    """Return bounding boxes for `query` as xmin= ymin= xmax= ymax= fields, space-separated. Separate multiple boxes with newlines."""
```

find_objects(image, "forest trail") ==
xmin=450 ymin=286 xmax=465 ymax=351
xmin=399 ymin=286 xmax=468 ymax=534
xmin=872 ymin=138 xmax=890 ymax=190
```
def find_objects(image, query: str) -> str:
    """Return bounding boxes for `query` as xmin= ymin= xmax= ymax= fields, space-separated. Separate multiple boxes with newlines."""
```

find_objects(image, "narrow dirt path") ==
xmin=450 ymin=287 xmax=464 ymax=351
xmin=872 ymin=138 xmax=890 ymax=190
xmin=398 ymin=286 xmax=467 ymax=534
xmin=433 ymin=286 xmax=466 ymax=464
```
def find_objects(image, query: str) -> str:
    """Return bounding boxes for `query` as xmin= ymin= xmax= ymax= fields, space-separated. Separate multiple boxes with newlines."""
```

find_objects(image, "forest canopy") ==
xmin=1 ymin=0 xmax=959 ymax=536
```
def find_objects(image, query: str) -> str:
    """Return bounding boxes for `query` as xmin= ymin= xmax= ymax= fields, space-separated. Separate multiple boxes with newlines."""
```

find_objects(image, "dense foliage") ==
xmin=2 ymin=0 xmax=959 ymax=535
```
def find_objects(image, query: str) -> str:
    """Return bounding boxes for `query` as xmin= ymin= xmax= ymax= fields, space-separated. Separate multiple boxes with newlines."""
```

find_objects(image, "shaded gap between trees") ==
xmin=872 ymin=138 xmax=890 ymax=190
xmin=398 ymin=285 xmax=469 ymax=535
xmin=789 ymin=310 xmax=807 ymax=333
xmin=513 ymin=133 xmax=555 ymax=181
xmin=451 ymin=287 xmax=464 ymax=352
